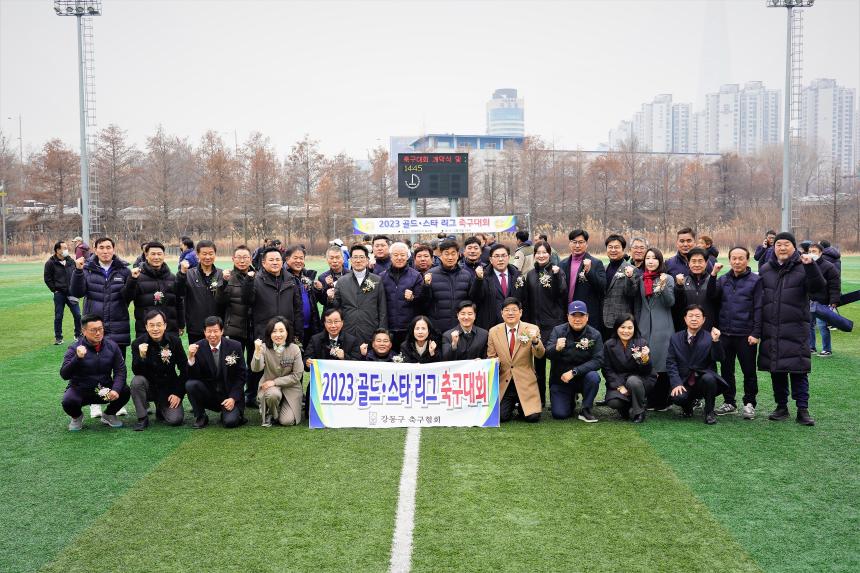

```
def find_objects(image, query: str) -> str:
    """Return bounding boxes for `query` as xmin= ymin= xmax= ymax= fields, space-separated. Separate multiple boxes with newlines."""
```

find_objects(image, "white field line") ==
xmin=388 ymin=426 xmax=422 ymax=573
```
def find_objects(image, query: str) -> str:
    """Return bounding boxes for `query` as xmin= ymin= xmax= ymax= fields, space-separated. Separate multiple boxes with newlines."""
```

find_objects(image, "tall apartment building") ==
xmin=739 ymin=81 xmax=781 ymax=155
xmin=801 ymin=78 xmax=856 ymax=175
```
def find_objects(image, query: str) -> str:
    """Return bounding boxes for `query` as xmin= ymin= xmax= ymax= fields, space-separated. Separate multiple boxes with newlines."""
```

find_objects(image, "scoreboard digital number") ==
xmin=398 ymin=153 xmax=469 ymax=199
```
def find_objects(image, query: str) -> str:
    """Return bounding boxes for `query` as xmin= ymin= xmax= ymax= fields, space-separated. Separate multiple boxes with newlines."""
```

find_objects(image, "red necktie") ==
xmin=500 ymin=272 xmax=508 ymax=297
xmin=508 ymin=328 xmax=516 ymax=356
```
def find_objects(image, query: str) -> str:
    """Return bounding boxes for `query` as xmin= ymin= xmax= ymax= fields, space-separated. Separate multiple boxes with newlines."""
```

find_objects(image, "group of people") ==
xmin=49 ymin=225 xmax=846 ymax=431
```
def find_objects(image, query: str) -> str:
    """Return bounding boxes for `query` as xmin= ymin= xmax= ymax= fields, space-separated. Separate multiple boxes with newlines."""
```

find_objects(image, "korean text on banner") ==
xmin=309 ymin=358 xmax=500 ymax=429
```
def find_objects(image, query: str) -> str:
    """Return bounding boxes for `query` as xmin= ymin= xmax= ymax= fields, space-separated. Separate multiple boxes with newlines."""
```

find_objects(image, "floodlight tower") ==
xmin=767 ymin=0 xmax=814 ymax=233
xmin=54 ymin=1 xmax=101 ymax=243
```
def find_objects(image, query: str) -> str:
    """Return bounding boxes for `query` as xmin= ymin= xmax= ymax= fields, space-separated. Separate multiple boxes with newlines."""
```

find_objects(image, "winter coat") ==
xmin=60 ymin=336 xmax=127 ymax=392
xmin=214 ymin=267 xmax=253 ymax=340
xmin=559 ymin=253 xmax=606 ymax=330
xmin=821 ymin=247 xmax=841 ymax=274
xmin=545 ymin=323 xmax=604 ymax=385
xmin=602 ymin=260 xmax=635 ymax=329
xmin=178 ymin=249 xmax=198 ymax=272
xmin=288 ymin=268 xmax=322 ymax=339
xmin=753 ymin=244 xmax=774 ymax=271
xmin=707 ymin=267 xmax=762 ymax=337
xmin=304 ymin=330 xmax=363 ymax=363
xmin=472 ymin=264 xmax=525 ymax=331
xmin=380 ymin=266 xmax=426 ymax=333
xmin=672 ymin=272 xmax=717 ymax=331
xmin=130 ymin=332 xmax=188 ymax=399
xmin=511 ymin=242 xmax=534 ymax=273
xmin=424 ymin=264 xmax=476 ymax=334
xmin=523 ymin=263 xmax=567 ymax=331
xmin=334 ymin=271 xmax=388 ymax=343
xmin=70 ymin=256 xmax=132 ymax=347
xmin=123 ymin=263 xmax=185 ymax=337
xmin=630 ymin=273 xmax=675 ymax=372
xmin=665 ymin=252 xmax=713 ymax=278
xmin=601 ymin=337 xmax=656 ymax=403
xmin=176 ymin=266 xmax=224 ymax=336
xmin=757 ymin=252 xmax=825 ymax=373
xmin=74 ymin=241 xmax=90 ymax=260
xmin=44 ymin=255 xmax=75 ymax=294
xmin=809 ymin=258 xmax=841 ymax=306
xmin=399 ymin=339 xmax=442 ymax=364
xmin=242 ymin=270 xmax=303 ymax=344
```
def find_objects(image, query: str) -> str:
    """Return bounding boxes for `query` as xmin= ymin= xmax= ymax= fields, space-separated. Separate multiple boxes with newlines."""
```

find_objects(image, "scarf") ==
xmin=643 ymin=270 xmax=660 ymax=297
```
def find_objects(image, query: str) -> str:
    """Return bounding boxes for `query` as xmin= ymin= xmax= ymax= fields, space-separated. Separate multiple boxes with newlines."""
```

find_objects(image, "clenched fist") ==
xmin=551 ymin=265 xmax=560 ymax=274
xmin=475 ymin=266 xmax=484 ymax=279
xmin=360 ymin=343 xmax=369 ymax=356
xmin=188 ymin=343 xmax=199 ymax=358
xmin=222 ymin=269 xmax=232 ymax=281
xmin=313 ymin=279 xmax=323 ymax=290
xmin=428 ymin=340 xmax=437 ymax=355
xmin=450 ymin=330 xmax=460 ymax=348
xmin=131 ymin=267 xmax=142 ymax=279
xmin=675 ymin=274 xmax=685 ymax=286
xmin=180 ymin=260 xmax=190 ymax=273
xmin=582 ymin=259 xmax=592 ymax=273
xmin=624 ymin=266 xmax=635 ymax=278
xmin=139 ymin=343 xmax=149 ymax=358
xmin=325 ymin=275 xmax=334 ymax=286
xmin=556 ymin=338 xmax=567 ymax=352
xmin=75 ymin=257 xmax=85 ymax=270
xmin=76 ymin=345 xmax=87 ymax=358
xmin=424 ymin=273 xmax=432 ymax=285
xmin=404 ymin=289 xmax=414 ymax=301
xmin=247 ymin=270 xmax=255 ymax=277
xmin=710 ymin=327 xmax=721 ymax=342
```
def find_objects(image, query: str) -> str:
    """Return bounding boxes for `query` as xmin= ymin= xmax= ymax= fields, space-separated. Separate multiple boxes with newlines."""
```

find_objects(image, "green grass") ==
xmin=0 ymin=256 xmax=858 ymax=573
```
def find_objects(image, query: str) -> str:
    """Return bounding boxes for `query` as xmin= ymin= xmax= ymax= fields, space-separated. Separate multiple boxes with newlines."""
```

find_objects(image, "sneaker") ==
xmin=192 ymin=415 xmax=209 ymax=429
xmin=828 ymin=326 xmax=837 ymax=331
xmin=133 ymin=417 xmax=149 ymax=431
xmin=714 ymin=403 xmax=737 ymax=416
xmin=577 ymin=408 xmax=598 ymax=423
xmin=100 ymin=414 xmax=123 ymax=428
xmin=89 ymin=404 xmax=103 ymax=418
xmin=818 ymin=350 xmax=832 ymax=357
xmin=262 ymin=415 xmax=273 ymax=428
xmin=681 ymin=405 xmax=694 ymax=418
xmin=796 ymin=408 xmax=816 ymax=426
xmin=68 ymin=415 xmax=84 ymax=431
xmin=768 ymin=405 xmax=790 ymax=421
xmin=742 ymin=403 xmax=756 ymax=420
xmin=54 ymin=338 xmax=64 ymax=345
xmin=117 ymin=406 xmax=129 ymax=416
xmin=705 ymin=412 xmax=718 ymax=425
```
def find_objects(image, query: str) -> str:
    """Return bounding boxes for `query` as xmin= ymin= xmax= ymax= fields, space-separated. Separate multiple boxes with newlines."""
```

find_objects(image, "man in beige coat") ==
xmin=487 ymin=297 xmax=545 ymax=422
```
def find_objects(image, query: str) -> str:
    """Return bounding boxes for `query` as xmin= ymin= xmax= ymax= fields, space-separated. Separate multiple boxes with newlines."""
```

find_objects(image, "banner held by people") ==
xmin=352 ymin=216 xmax=517 ymax=236
xmin=309 ymin=358 xmax=500 ymax=428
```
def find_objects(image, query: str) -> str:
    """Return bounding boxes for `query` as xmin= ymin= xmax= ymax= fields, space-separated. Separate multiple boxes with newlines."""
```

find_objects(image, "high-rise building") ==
xmin=672 ymin=103 xmax=692 ymax=153
xmin=608 ymin=120 xmax=633 ymax=149
xmin=691 ymin=110 xmax=707 ymax=154
xmin=801 ymin=78 xmax=856 ymax=175
xmin=486 ymin=89 xmax=524 ymax=137
xmin=739 ymin=81 xmax=781 ymax=155
xmin=612 ymin=94 xmax=690 ymax=153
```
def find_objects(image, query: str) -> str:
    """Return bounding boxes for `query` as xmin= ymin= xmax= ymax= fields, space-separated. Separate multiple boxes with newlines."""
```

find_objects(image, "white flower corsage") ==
xmin=539 ymin=273 xmax=552 ymax=288
xmin=361 ymin=280 xmax=376 ymax=293
xmin=392 ymin=353 xmax=405 ymax=363
xmin=224 ymin=352 xmax=238 ymax=366
xmin=518 ymin=333 xmax=531 ymax=345
xmin=514 ymin=275 xmax=525 ymax=289
xmin=329 ymin=342 xmax=340 ymax=357
xmin=95 ymin=384 xmax=111 ymax=401
xmin=578 ymin=270 xmax=588 ymax=283
xmin=301 ymin=276 xmax=312 ymax=290
xmin=575 ymin=337 xmax=595 ymax=350
xmin=160 ymin=347 xmax=172 ymax=364
xmin=153 ymin=291 xmax=164 ymax=304
xmin=631 ymin=345 xmax=650 ymax=365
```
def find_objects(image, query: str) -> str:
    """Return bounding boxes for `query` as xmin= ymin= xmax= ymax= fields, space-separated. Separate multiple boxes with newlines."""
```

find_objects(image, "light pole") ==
xmin=54 ymin=1 xmax=101 ymax=242
xmin=767 ymin=0 xmax=814 ymax=232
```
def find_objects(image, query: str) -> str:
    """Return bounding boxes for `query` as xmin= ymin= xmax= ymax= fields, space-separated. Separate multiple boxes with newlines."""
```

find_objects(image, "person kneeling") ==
xmin=130 ymin=309 xmax=187 ymax=430
xmin=667 ymin=305 xmax=727 ymax=425
xmin=545 ymin=301 xmax=604 ymax=422
xmin=251 ymin=316 xmax=304 ymax=427
xmin=185 ymin=316 xmax=247 ymax=429
xmin=601 ymin=314 xmax=656 ymax=423
xmin=60 ymin=313 xmax=130 ymax=430
xmin=487 ymin=297 xmax=544 ymax=423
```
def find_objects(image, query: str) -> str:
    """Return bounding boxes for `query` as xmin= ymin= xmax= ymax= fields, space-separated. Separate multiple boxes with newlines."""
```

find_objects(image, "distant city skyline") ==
xmin=1 ymin=0 xmax=857 ymax=160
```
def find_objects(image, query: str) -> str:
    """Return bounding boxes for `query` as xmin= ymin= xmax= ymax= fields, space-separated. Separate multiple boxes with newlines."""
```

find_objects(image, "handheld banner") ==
xmin=352 ymin=215 xmax=516 ymax=236
xmin=309 ymin=359 xmax=500 ymax=429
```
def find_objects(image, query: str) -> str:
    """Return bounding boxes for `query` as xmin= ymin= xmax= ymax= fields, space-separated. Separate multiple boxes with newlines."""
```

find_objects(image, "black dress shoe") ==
xmin=155 ymin=408 xmax=165 ymax=422
xmin=192 ymin=415 xmax=209 ymax=429
xmin=705 ymin=412 xmax=717 ymax=425
xmin=133 ymin=417 xmax=150 ymax=431
xmin=796 ymin=408 xmax=815 ymax=426
xmin=631 ymin=412 xmax=646 ymax=423
xmin=681 ymin=405 xmax=694 ymax=418
xmin=768 ymin=406 xmax=790 ymax=421
xmin=238 ymin=416 xmax=249 ymax=427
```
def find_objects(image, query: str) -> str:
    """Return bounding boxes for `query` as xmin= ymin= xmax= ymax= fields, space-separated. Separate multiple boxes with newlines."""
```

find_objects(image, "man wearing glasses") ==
xmin=559 ymin=229 xmax=606 ymax=330
xmin=60 ymin=314 xmax=130 ymax=431
xmin=216 ymin=245 xmax=257 ymax=405
xmin=472 ymin=243 xmax=525 ymax=331
xmin=334 ymin=244 xmax=388 ymax=343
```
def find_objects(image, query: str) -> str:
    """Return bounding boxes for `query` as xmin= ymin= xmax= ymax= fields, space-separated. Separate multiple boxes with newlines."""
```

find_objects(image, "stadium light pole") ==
xmin=54 ymin=1 xmax=101 ymax=243
xmin=767 ymin=0 xmax=814 ymax=232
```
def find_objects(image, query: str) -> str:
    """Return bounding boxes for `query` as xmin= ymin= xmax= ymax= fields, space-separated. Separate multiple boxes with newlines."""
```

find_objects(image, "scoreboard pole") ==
xmin=410 ymin=197 xmax=418 ymax=245
xmin=449 ymin=197 xmax=457 ymax=218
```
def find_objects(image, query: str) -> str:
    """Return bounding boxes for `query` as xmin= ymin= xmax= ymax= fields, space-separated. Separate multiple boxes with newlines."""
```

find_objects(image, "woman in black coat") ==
xmin=522 ymin=240 xmax=568 ymax=407
xmin=399 ymin=316 xmax=441 ymax=364
xmin=363 ymin=329 xmax=396 ymax=362
xmin=602 ymin=313 xmax=656 ymax=423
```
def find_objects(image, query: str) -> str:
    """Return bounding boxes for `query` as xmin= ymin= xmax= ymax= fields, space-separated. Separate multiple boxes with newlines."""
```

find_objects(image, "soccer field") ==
xmin=1 ymin=257 xmax=858 ymax=573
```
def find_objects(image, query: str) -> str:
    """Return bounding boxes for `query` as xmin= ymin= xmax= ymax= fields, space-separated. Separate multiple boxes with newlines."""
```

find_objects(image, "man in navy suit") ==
xmin=185 ymin=316 xmax=247 ymax=429
xmin=667 ymin=304 xmax=726 ymax=425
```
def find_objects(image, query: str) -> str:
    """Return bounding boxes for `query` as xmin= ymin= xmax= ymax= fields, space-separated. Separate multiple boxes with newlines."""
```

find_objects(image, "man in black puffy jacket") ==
xmin=123 ymin=241 xmax=185 ymax=338
xmin=45 ymin=240 xmax=82 ymax=345
xmin=422 ymin=239 xmax=476 ymax=334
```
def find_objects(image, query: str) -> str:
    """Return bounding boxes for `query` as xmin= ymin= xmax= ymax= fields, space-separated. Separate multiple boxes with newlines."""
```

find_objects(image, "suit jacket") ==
xmin=601 ymin=337 xmax=656 ymax=403
xmin=304 ymin=330 xmax=363 ymax=364
xmin=666 ymin=329 xmax=727 ymax=389
xmin=441 ymin=326 xmax=489 ymax=361
xmin=473 ymin=264 xmax=525 ymax=331
xmin=188 ymin=337 xmax=247 ymax=403
xmin=602 ymin=260 xmax=635 ymax=329
xmin=560 ymin=253 xmax=606 ymax=329
xmin=487 ymin=321 xmax=545 ymax=417
xmin=334 ymin=271 xmax=388 ymax=343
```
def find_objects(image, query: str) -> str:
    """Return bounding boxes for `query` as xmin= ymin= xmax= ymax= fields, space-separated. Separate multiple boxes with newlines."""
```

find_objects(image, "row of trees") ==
xmin=0 ymin=126 xmax=857 ymax=255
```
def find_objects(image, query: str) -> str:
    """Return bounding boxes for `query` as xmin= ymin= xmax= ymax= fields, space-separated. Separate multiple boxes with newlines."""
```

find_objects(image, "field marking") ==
xmin=388 ymin=426 xmax=421 ymax=573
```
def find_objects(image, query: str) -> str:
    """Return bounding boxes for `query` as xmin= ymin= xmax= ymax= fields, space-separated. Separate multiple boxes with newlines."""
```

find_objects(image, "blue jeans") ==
xmin=53 ymin=291 xmax=82 ymax=339
xmin=550 ymin=370 xmax=600 ymax=419
xmin=808 ymin=316 xmax=831 ymax=352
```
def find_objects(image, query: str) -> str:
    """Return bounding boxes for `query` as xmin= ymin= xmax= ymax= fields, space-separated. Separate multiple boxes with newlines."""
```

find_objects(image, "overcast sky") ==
xmin=1 ymin=0 xmax=858 ymax=159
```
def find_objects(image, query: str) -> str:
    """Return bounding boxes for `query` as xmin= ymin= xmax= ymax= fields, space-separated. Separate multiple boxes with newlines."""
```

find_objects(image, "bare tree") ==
xmin=94 ymin=124 xmax=140 ymax=237
xmin=32 ymin=139 xmax=79 ymax=235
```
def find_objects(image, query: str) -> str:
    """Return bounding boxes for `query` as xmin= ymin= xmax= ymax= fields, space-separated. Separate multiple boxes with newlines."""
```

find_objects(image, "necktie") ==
xmin=212 ymin=347 xmax=220 ymax=375
xmin=500 ymin=272 xmax=508 ymax=297
xmin=687 ymin=334 xmax=694 ymax=346
xmin=508 ymin=328 xmax=516 ymax=356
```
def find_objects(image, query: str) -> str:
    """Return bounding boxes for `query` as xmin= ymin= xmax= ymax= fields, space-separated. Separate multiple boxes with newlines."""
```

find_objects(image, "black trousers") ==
xmin=185 ymin=379 xmax=244 ymax=428
xmin=647 ymin=372 xmax=671 ymax=410
xmin=499 ymin=382 xmax=540 ymax=423
xmin=720 ymin=335 xmax=758 ymax=407
xmin=670 ymin=373 xmax=719 ymax=416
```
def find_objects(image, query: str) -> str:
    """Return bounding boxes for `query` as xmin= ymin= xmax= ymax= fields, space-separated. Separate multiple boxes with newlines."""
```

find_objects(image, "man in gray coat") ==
xmin=602 ymin=234 xmax=634 ymax=339
xmin=335 ymin=244 xmax=388 ymax=343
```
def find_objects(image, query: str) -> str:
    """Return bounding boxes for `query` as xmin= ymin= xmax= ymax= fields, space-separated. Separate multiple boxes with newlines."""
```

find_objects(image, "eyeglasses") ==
xmin=85 ymin=326 xmax=104 ymax=333
xmin=491 ymin=254 xmax=509 ymax=259
xmin=570 ymin=240 xmax=587 ymax=246
xmin=324 ymin=319 xmax=343 ymax=325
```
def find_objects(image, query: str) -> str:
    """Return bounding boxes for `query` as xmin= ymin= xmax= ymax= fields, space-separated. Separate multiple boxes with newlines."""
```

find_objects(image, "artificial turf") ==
xmin=1 ymin=256 xmax=858 ymax=572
